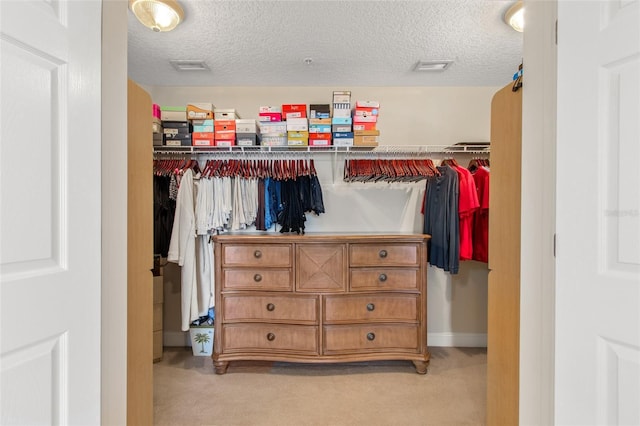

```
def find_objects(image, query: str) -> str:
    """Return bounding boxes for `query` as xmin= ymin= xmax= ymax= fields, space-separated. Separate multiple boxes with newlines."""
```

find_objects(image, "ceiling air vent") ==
xmin=170 ymin=60 xmax=210 ymax=71
xmin=413 ymin=60 xmax=453 ymax=72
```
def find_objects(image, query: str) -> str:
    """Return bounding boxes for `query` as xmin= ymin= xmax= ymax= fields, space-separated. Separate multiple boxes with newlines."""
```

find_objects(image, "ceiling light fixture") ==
xmin=413 ymin=60 xmax=453 ymax=72
xmin=504 ymin=1 xmax=524 ymax=32
xmin=130 ymin=0 xmax=184 ymax=32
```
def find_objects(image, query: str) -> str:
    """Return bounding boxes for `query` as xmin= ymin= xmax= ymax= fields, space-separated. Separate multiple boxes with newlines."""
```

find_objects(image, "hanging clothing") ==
xmin=423 ymin=166 xmax=460 ymax=274
xmin=449 ymin=164 xmax=480 ymax=261
xmin=471 ymin=166 xmax=490 ymax=263
xmin=153 ymin=175 xmax=175 ymax=257
xmin=167 ymin=169 xmax=199 ymax=331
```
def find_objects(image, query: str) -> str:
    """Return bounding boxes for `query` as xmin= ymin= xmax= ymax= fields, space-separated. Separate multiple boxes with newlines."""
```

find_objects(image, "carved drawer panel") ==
xmin=222 ymin=269 xmax=292 ymax=291
xmin=222 ymin=294 xmax=317 ymax=324
xmin=349 ymin=243 xmax=420 ymax=267
xmin=350 ymin=268 xmax=419 ymax=291
xmin=324 ymin=294 xmax=418 ymax=323
xmin=223 ymin=324 xmax=318 ymax=353
xmin=323 ymin=324 xmax=419 ymax=353
xmin=296 ymin=243 xmax=347 ymax=292
xmin=222 ymin=244 xmax=291 ymax=267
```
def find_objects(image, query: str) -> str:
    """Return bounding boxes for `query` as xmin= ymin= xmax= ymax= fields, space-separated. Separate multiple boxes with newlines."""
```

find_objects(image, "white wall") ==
xmin=149 ymin=85 xmax=498 ymax=347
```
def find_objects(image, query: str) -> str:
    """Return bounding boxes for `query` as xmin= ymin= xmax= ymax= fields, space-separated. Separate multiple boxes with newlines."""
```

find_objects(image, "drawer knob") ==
xmin=254 ymin=274 xmax=262 ymax=282
xmin=254 ymin=250 xmax=262 ymax=258
xmin=366 ymin=332 xmax=376 ymax=341
xmin=266 ymin=333 xmax=276 ymax=341
xmin=366 ymin=303 xmax=375 ymax=312
xmin=266 ymin=303 xmax=275 ymax=311
xmin=379 ymin=249 xmax=388 ymax=258
xmin=378 ymin=273 xmax=387 ymax=282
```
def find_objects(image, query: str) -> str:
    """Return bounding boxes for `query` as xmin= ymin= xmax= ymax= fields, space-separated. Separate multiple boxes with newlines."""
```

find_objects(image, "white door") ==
xmin=556 ymin=0 xmax=640 ymax=424
xmin=0 ymin=1 xmax=102 ymax=424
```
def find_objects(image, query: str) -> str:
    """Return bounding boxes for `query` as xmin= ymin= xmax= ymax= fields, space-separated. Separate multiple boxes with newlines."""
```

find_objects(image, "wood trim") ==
xmin=127 ymin=79 xmax=153 ymax=425
xmin=486 ymin=83 xmax=522 ymax=426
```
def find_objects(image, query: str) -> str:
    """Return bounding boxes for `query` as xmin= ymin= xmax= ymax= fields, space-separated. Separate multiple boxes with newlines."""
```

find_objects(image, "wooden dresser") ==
xmin=212 ymin=234 xmax=430 ymax=374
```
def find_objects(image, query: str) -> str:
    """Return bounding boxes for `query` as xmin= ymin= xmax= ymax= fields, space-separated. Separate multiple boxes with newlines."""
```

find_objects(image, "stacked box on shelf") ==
xmin=282 ymin=104 xmax=307 ymax=120
xmin=353 ymin=100 xmax=380 ymax=146
xmin=214 ymin=119 xmax=236 ymax=147
xmin=309 ymin=118 xmax=332 ymax=146
xmin=286 ymin=117 xmax=308 ymax=146
xmin=152 ymin=104 xmax=163 ymax=146
xmin=162 ymin=120 xmax=192 ymax=146
xmin=236 ymin=119 xmax=258 ymax=146
xmin=332 ymin=91 xmax=352 ymax=144
xmin=191 ymin=119 xmax=215 ymax=146
xmin=258 ymin=121 xmax=287 ymax=146
xmin=309 ymin=104 xmax=330 ymax=119
xmin=258 ymin=106 xmax=282 ymax=122
xmin=187 ymin=103 xmax=214 ymax=120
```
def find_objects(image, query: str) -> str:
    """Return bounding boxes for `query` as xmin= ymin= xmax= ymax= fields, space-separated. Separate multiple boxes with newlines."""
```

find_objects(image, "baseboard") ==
xmin=164 ymin=331 xmax=191 ymax=347
xmin=427 ymin=332 xmax=487 ymax=348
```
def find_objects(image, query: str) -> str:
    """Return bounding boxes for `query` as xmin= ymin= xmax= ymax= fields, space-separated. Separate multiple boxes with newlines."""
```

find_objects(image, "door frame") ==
xmin=99 ymin=1 xmax=559 ymax=423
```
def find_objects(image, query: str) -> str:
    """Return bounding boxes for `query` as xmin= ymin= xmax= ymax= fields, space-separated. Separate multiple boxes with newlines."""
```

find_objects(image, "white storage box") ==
xmin=214 ymin=108 xmax=239 ymax=120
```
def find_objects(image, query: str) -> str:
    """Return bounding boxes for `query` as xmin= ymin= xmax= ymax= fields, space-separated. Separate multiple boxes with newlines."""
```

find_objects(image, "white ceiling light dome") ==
xmin=130 ymin=0 xmax=184 ymax=32
xmin=504 ymin=1 xmax=524 ymax=32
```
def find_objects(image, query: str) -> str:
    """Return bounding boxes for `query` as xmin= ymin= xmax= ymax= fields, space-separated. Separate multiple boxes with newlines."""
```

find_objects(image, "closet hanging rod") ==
xmin=153 ymin=144 xmax=490 ymax=156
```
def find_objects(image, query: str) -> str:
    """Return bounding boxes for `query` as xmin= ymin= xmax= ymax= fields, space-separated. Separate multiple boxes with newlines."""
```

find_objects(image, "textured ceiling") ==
xmin=127 ymin=0 xmax=523 ymax=87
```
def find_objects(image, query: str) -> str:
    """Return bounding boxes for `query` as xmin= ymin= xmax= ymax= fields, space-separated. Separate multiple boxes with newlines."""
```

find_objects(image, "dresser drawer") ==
xmin=324 ymin=294 xmax=418 ymax=323
xmin=222 ymin=294 xmax=317 ymax=324
xmin=350 ymin=268 xmax=419 ymax=291
xmin=222 ymin=244 xmax=292 ymax=267
xmin=223 ymin=324 xmax=318 ymax=353
xmin=223 ymin=269 xmax=292 ymax=291
xmin=324 ymin=324 xmax=419 ymax=353
xmin=349 ymin=243 xmax=420 ymax=267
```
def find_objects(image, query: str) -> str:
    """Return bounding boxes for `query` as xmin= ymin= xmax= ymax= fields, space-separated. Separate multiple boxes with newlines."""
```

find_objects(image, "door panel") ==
xmin=0 ymin=1 xmax=102 ymax=424
xmin=556 ymin=1 xmax=640 ymax=423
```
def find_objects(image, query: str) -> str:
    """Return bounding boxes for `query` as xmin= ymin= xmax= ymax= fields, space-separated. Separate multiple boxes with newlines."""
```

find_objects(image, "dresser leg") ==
xmin=412 ymin=360 xmax=429 ymax=374
xmin=214 ymin=361 xmax=229 ymax=375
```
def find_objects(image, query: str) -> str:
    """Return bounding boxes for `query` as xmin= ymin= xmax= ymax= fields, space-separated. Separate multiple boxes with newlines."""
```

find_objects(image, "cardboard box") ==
xmin=352 ymin=122 xmax=377 ymax=131
xmin=258 ymin=112 xmax=282 ymax=122
xmin=163 ymin=133 xmax=191 ymax=141
xmin=160 ymin=107 xmax=187 ymax=121
xmin=309 ymin=133 xmax=332 ymax=146
xmin=214 ymin=108 xmax=238 ymax=120
xmin=259 ymin=106 xmax=281 ymax=113
xmin=153 ymin=133 xmax=163 ymax=146
xmin=260 ymin=135 xmax=287 ymax=146
xmin=235 ymin=119 xmax=257 ymax=133
xmin=164 ymin=136 xmax=192 ymax=146
xmin=192 ymin=119 xmax=214 ymax=133
xmin=214 ymin=130 xmax=236 ymax=140
xmin=309 ymin=137 xmax=332 ymax=147
xmin=333 ymin=137 xmax=353 ymax=146
xmin=354 ymin=135 xmax=379 ymax=146
xmin=162 ymin=120 xmax=190 ymax=129
xmin=354 ymin=129 xmax=380 ymax=136
xmin=152 ymin=121 xmax=162 ymax=134
xmin=332 ymin=103 xmax=351 ymax=118
xmin=287 ymin=138 xmax=309 ymax=146
xmin=192 ymin=132 xmax=215 ymax=146
xmin=215 ymin=138 xmax=235 ymax=147
xmin=352 ymin=114 xmax=378 ymax=123
xmin=258 ymin=121 xmax=287 ymax=134
xmin=287 ymin=131 xmax=309 ymax=139
xmin=163 ymin=126 xmax=190 ymax=136
xmin=187 ymin=103 xmax=214 ymax=120
xmin=331 ymin=117 xmax=352 ymax=125
xmin=282 ymin=104 xmax=307 ymax=119
xmin=333 ymin=132 xmax=354 ymax=139
xmin=332 ymin=91 xmax=351 ymax=104
xmin=354 ymin=106 xmax=379 ymax=116
xmin=286 ymin=118 xmax=308 ymax=132
xmin=309 ymin=124 xmax=331 ymax=133
xmin=236 ymin=133 xmax=257 ymax=146
xmin=309 ymin=118 xmax=331 ymax=125
xmin=309 ymin=104 xmax=331 ymax=119
xmin=332 ymin=124 xmax=352 ymax=133
xmin=214 ymin=120 xmax=236 ymax=132
xmin=355 ymin=100 xmax=380 ymax=108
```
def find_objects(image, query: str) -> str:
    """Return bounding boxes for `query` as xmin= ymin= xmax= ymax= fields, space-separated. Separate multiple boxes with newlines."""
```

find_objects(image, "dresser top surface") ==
xmin=212 ymin=233 xmax=431 ymax=243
